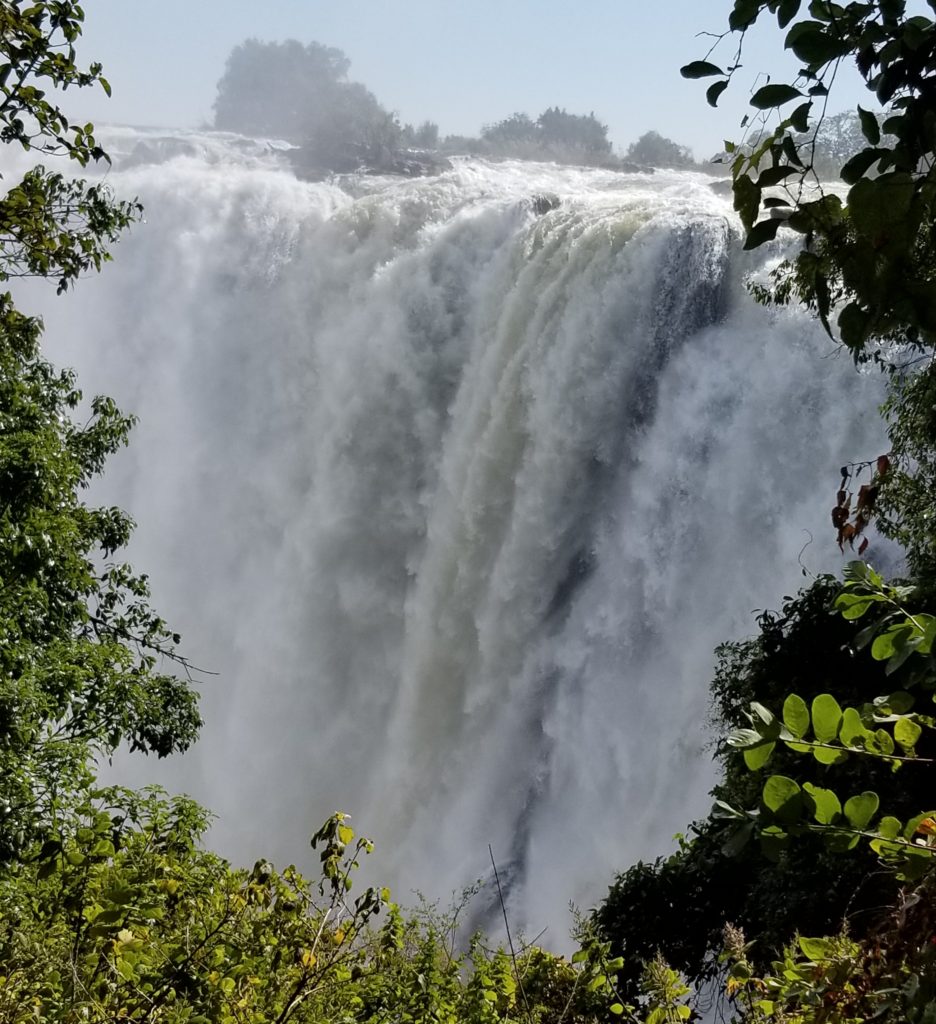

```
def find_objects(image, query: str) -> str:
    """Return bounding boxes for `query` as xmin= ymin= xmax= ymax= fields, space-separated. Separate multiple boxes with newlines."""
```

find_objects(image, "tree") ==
xmin=0 ymin=2 xmax=200 ymax=862
xmin=213 ymin=38 xmax=351 ymax=140
xmin=537 ymin=107 xmax=612 ymax=157
xmin=212 ymin=37 xmax=403 ymax=166
xmin=481 ymin=111 xmax=541 ymax=148
xmin=596 ymin=578 xmax=917 ymax=998
xmin=623 ymin=131 xmax=695 ymax=168
xmin=594 ymin=4 xmax=936 ymax=1018
xmin=401 ymin=120 xmax=440 ymax=150
xmin=481 ymin=108 xmax=613 ymax=164
xmin=681 ymin=0 xmax=936 ymax=356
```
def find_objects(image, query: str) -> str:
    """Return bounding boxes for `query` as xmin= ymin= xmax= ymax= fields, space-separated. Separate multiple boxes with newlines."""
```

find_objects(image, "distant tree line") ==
xmin=212 ymin=37 xmax=709 ymax=175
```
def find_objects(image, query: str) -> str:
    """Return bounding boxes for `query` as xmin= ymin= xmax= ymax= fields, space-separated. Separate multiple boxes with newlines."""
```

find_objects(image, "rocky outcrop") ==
xmin=288 ymin=143 xmax=451 ymax=181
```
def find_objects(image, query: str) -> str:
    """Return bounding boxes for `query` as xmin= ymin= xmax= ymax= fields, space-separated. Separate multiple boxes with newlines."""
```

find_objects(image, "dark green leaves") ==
xmin=839 ymin=146 xmax=886 ymax=183
xmin=763 ymin=776 xmax=803 ymax=822
xmin=777 ymin=0 xmax=802 ymax=28
xmin=743 ymin=217 xmax=784 ymax=249
xmin=730 ymin=0 xmax=764 ymax=30
xmin=680 ymin=61 xmax=724 ymax=78
xmin=750 ymin=83 xmax=803 ymax=108
xmin=706 ymin=80 xmax=729 ymax=107
xmin=733 ymin=174 xmax=761 ymax=229
xmin=783 ymin=694 xmax=810 ymax=738
xmin=785 ymin=20 xmax=848 ymax=64
xmin=811 ymin=694 xmax=842 ymax=743
xmin=857 ymin=105 xmax=881 ymax=145
xmin=844 ymin=792 xmax=879 ymax=830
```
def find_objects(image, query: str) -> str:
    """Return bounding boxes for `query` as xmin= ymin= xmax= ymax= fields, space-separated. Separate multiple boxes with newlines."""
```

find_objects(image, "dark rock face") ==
xmin=530 ymin=192 xmax=561 ymax=215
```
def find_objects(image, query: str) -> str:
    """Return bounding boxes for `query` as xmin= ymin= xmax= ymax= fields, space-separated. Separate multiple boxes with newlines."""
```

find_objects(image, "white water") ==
xmin=21 ymin=133 xmax=883 ymax=942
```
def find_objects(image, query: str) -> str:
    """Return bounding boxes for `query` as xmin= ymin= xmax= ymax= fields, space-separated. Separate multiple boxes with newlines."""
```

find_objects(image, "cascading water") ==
xmin=20 ymin=131 xmax=884 ymax=941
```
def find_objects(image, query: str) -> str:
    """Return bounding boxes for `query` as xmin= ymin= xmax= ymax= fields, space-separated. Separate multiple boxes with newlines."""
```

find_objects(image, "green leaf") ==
xmin=839 ymin=707 xmax=868 ymax=748
xmin=610 ymin=1005 xmax=625 ymax=1016
xmin=733 ymin=175 xmax=761 ymax=230
xmin=857 ymin=105 xmax=881 ymax=145
xmin=757 ymin=165 xmax=800 ymax=188
xmin=789 ymin=101 xmax=812 ymax=133
xmin=798 ymin=936 xmax=834 ymax=961
xmin=811 ymin=694 xmax=842 ymax=743
xmin=778 ymin=0 xmax=802 ymax=28
xmin=750 ymin=84 xmax=803 ymax=109
xmin=868 ymin=728 xmax=895 ymax=756
xmin=839 ymin=598 xmax=875 ymax=620
xmin=849 ymin=174 xmax=915 ymax=242
xmin=839 ymin=303 xmax=873 ymax=350
xmin=812 ymin=745 xmax=848 ymax=765
xmin=763 ymin=775 xmax=803 ymax=822
xmin=785 ymin=21 xmax=846 ymax=64
xmin=844 ymin=791 xmax=879 ymax=830
xmin=877 ymin=816 xmax=902 ymax=840
xmin=681 ymin=61 xmax=725 ymax=79
xmin=894 ymin=716 xmax=922 ymax=750
xmin=840 ymin=147 xmax=886 ymax=184
xmin=728 ymin=728 xmax=764 ymax=748
xmin=730 ymin=0 xmax=762 ymax=30
xmin=803 ymin=783 xmax=841 ymax=824
xmin=783 ymin=694 xmax=810 ymax=739
xmin=744 ymin=740 xmax=776 ymax=769
xmin=706 ymin=80 xmax=730 ymax=107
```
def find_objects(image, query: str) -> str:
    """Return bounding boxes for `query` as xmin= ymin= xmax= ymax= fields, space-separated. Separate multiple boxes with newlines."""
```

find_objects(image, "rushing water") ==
xmin=20 ymin=130 xmax=883 ymax=942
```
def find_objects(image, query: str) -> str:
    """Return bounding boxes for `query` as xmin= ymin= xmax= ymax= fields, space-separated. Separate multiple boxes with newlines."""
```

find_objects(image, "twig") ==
xmin=488 ymin=845 xmax=533 ymax=1023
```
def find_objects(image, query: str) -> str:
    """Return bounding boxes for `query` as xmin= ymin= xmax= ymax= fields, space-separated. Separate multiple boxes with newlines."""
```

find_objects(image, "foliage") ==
xmin=798 ymin=108 xmax=893 ymax=178
xmin=537 ymin=107 xmax=613 ymax=157
xmin=683 ymin=0 xmax=936 ymax=358
xmin=877 ymin=359 xmax=936 ymax=581
xmin=623 ymin=131 xmax=695 ymax=169
xmin=597 ymin=578 xmax=916 ymax=988
xmin=400 ymin=120 xmax=440 ymax=150
xmin=0 ymin=2 xmax=200 ymax=862
xmin=711 ymin=564 xmax=936 ymax=1021
xmin=212 ymin=38 xmax=405 ymax=167
xmin=596 ymin=5 xmax=936 ymax=1022
xmin=213 ymin=39 xmax=351 ymax=140
xmin=481 ymin=108 xmax=613 ymax=164
xmin=0 ymin=297 xmax=201 ymax=862
xmin=0 ymin=795 xmax=632 ymax=1023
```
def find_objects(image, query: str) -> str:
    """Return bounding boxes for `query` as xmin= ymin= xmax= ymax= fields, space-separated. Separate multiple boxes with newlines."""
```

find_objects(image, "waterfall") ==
xmin=21 ymin=132 xmax=884 ymax=942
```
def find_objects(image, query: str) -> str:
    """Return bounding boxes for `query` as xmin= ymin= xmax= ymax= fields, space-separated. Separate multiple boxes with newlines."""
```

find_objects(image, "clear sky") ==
xmin=77 ymin=0 xmax=872 ymax=158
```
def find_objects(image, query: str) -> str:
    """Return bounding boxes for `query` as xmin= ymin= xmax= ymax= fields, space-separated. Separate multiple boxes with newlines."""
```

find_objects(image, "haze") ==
xmin=80 ymin=0 xmax=871 ymax=159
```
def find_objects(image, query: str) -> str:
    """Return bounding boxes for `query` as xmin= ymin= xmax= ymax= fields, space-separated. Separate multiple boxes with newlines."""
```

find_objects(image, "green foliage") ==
xmin=686 ymin=1 xmax=936 ymax=358
xmin=481 ymin=107 xmax=614 ymax=165
xmin=877 ymin=361 xmax=936 ymax=581
xmin=0 ymin=795 xmax=625 ymax=1023
xmin=595 ymin=578 xmax=928 ymax=995
xmin=0 ymin=2 xmax=199 ymax=862
xmin=624 ymin=131 xmax=696 ymax=169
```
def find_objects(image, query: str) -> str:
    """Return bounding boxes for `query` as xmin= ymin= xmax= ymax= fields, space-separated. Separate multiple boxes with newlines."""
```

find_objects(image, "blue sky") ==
xmin=78 ymin=0 xmax=872 ymax=158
